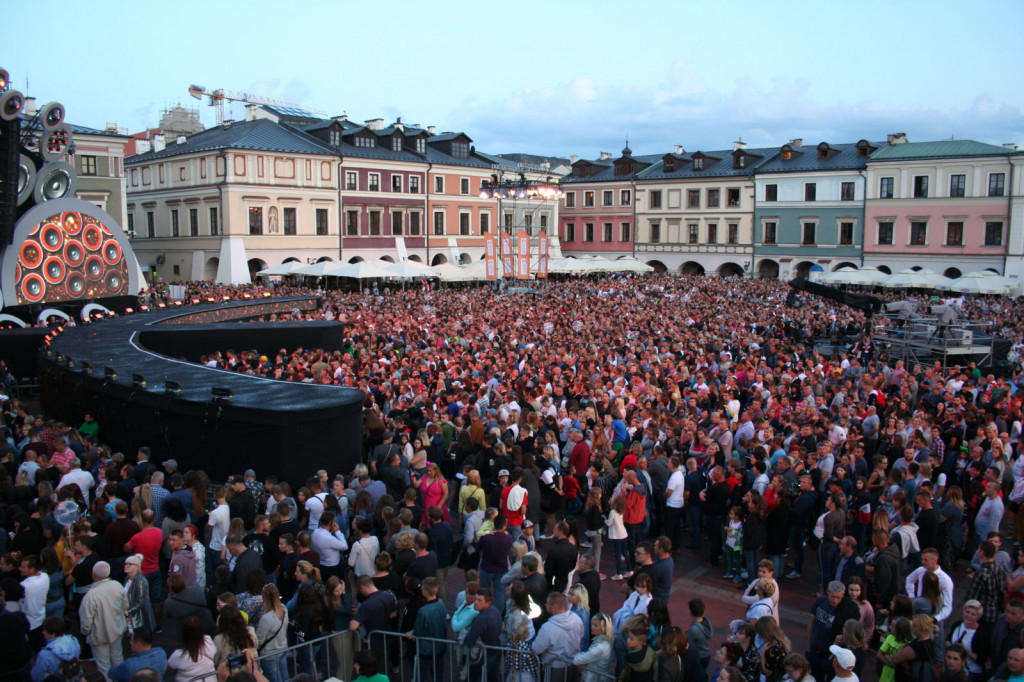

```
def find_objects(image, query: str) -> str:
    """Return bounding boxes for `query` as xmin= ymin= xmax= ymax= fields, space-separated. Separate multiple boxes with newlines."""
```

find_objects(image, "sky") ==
xmin=3 ymin=0 xmax=1023 ymax=159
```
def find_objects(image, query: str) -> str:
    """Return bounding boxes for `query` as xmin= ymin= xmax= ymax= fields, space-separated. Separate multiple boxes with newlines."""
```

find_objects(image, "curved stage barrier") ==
xmin=38 ymin=296 xmax=365 ymax=484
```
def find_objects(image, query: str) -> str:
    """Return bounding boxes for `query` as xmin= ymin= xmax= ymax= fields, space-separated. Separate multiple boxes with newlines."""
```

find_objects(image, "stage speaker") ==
xmin=39 ymin=124 xmax=72 ymax=162
xmin=32 ymin=161 xmax=77 ymax=203
xmin=17 ymin=154 xmax=36 ymax=205
xmin=38 ymin=102 xmax=65 ymax=130
xmin=0 ymin=89 xmax=24 ymax=121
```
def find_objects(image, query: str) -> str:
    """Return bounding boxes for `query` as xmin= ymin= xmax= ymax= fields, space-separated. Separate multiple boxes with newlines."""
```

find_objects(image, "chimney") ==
xmin=887 ymin=132 xmax=908 ymax=145
xmin=674 ymin=145 xmax=685 ymax=155
xmin=364 ymin=118 xmax=384 ymax=130
xmin=176 ymin=136 xmax=187 ymax=145
xmin=23 ymin=97 xmax=36 ymax=117
xmin=599 ymin=151 xmax=612 ymax=161
xmin=789 ymin=138 xmax=803 ymax=148
xmin=136 ymin=139 xmax=152 ymax=155
xmin=733 ymin=139 xmax=747 ymax=151
xmin=427 ymin=126 xmax=436 ymax=135
xmin=152 ymin=134 xmax=166 ymax=153
xmin=332 ymin=114 xmax=348 ymax=122
xmin=1004 ymin=143 xmax=1019 ymax=151
xmin=570 ymin=155 xmax=579 ymax=164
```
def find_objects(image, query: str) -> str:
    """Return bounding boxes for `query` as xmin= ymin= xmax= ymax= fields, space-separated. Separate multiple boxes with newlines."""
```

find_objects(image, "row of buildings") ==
xmin=56 ymin=103 xmax=1024 ymax=286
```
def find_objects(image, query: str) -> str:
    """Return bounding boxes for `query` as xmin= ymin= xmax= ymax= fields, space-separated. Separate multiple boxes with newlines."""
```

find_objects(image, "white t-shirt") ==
xmin=666 ymin=470 xmax=686 ymax=508
xmin=208 ymin=503 xmax=230 ymax=551
xmin=168 ymin=636 xmax=216 ymax=682
xmin=305 ymin=492 xmax=327 ymax=531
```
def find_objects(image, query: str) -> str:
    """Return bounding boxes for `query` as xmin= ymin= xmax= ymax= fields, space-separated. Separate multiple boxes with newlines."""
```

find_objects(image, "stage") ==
xmin=37 ymin=296 xmax=366 ymax=484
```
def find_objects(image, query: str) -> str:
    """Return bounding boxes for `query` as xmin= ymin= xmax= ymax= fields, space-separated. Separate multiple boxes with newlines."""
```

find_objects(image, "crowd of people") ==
xmin=0 ymin=272 xmax=1024 ymax=682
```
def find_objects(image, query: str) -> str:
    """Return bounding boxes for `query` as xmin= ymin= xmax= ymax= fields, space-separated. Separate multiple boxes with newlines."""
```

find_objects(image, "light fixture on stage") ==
xmin=165 ymin=380 xmax=182 ymax=396
xmin=0 ymin=89 xmax=24 ymax=121
xmin=54 ymin=352 xmax=64 ymax=365
xmin=38 ymin=102 xmax=66 ymax=130
xmin=81 ymin=361 xmax=92 ymax=375
xmin=65 ymin=356 xmax=75 ymax=368
xmin=211 ymin=387 xmax=234 ymax=404
xmin=104 ymin=367 xmax=118 ymax=381
xmin=40 ymin=125 xmax=72 ymax=162
xmin=132 ymin=374 xmax=147 ymax=389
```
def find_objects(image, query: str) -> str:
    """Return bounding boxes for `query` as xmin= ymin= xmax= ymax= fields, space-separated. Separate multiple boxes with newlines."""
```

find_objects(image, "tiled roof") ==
xmin=125 ymin=118 xmax=336 ymax=162
xmin=19 ymin=114 xmax=126 ymax=138
xmin=560 ymin=154 xmax=661 ymax=184
xmin=637 ymin=147 xmax=776 ymax=180
xmin=870 ymin=139 xmax=1020 ymax=161
xmin=756 ymin=141 xmax=887 ymax=174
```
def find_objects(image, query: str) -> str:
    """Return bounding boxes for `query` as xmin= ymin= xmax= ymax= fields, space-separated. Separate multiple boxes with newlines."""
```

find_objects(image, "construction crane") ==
xmin=187 ymin=84 xmax=325 ymax=124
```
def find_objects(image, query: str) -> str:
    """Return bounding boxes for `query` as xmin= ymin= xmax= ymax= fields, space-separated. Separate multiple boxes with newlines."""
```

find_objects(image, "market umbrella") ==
xmin=329 ymin=261 xmax=399 ymax=280
xmin=879 ymin=268 xmax=949 ymax=289
xmin=946 ymin=273 xmax=1012 ymax=294
xmin=293 ymin=260 xmax=346 ymax=277
xmin=382 ymin=260 xmax=435 ymax=278
xmin=255 ymin=261 xmax=305 ymax=276
xmin=432 ymin=262 xmax=489 ymax=281
xmin=610 ymin=257 xmax=655 ymax=273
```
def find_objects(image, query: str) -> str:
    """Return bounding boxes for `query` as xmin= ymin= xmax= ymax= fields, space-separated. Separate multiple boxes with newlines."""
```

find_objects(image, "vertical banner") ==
xmin=500 ymin=232 xmax=513 ymax=278
xmin=395 ymin=236 xmax=408 ymax=262
xmin=484 ymin=232 xmax=498 ymax=280
xmin=516 ymin=230 xmax=531 ymax=279
xmin=537 ymin=231 xmax=550 ymax=278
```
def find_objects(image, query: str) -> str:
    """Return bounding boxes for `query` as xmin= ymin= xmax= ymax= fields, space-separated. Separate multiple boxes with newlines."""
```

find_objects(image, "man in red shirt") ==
xmin=500 ymin=468 xmax=528 ymax=541
xmin=568 ymin=429 xmax=591 ymax=492
xmin=125 ymin=509 xmax=164 ymax=620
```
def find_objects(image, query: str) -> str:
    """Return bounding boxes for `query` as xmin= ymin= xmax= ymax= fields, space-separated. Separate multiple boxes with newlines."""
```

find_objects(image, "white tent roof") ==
xmin=255 ymin=261 xmax=305 ymax=276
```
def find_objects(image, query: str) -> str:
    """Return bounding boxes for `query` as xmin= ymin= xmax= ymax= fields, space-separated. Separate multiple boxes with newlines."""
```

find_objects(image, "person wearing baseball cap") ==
xmin=829 ymin=645 xmax=858 ymax=682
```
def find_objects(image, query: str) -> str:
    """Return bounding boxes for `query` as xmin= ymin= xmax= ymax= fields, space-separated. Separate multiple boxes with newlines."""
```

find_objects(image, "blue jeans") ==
xmin=479 ymin=571 xmax=505 ymax=614
xmin=818 ymin=542 xmax=839 ymax=591
xmin=263 ymin=653 xmax=290 ymax=682
xmin=770 ymin=553 xmax=785 ymax=578
xmin=788 ymin=526 xmax=807 ymax=574
xmin=296 ymin=642 xmax=323 ymax=676
xmin=743 ymin=549 xmax=759 ymax=581
xmin=415 ymin=653 xmax=445 ymax=682
xmin=470 ymin=650 xmax=501 ymax=682
xmin=612 ymin=538 xmax=631 ymax=575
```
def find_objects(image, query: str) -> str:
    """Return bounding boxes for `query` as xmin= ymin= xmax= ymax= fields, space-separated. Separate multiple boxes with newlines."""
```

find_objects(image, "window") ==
xmin=480 ymin=213 xmax=489 ymax=233
xmin=434 ymin=176 xmax=444 ymax=193
xmin=664 ymin=158 xmax=676 ymax=172
xmin=781 ymin=149 xmax=793 ymax=161
xmin=354 ymin=135 xmax=375 ymax=148
xmin=346 ymin=172 xmax=357 ymax=190
xmin=763 ymin=221 xmax=777 ymax=244
xmin=989 ymin=173 xmax=1006 ymax=197
xmin=524 ymin=214 xmax=533 ymax=234
xmin=603 ymin=223 xmax=613 ymax=242
xmin=416 ymin=138 xmax=426 ymax=154
xmin=727 ymin=223 xmax=739 ymax=244
xmin=880 ymin=177 xmax=894 ymax=199
xmin=584 ymin=223 xmax=594 ymax=242
xmin=621 ymin=222 xmax=631 ymax=242
xmin=392 ymin=175 xmax=402 ymax=192
xmin=584 ymin=191 xmax=595 ymax=207
xmin=209 ymin=207 xmax=218 ymax=236
xmin=687 ymin=189 xmax=700 ymax=208
xmin=460 ymin=178 xmax=470 ymax=195
xmin=736 ymin=154 xmax=746 ymax=168
xmin=433 ymin=212 xmax=444 ymax=235
xmin=804 ymin=183 xmax=817 ymax=201
xmin=173 ymin=265 xmax=180 ymax=276
xmin=565 ymin=192 xmax=576 ymax=208
xmin=171 ymin=209 xmax=179 ymax=237
xmin=603 ymin=190 xmax=613 ymax=206
xmin=189 ymin=208 xmax=198 ymax=236
xmin=369 ymin=212 xmax=381 ymax=235
xmin=727 ymin=188 xmax=740 ymax=207
xmin=565 ymin=223 xmax=575 ymax=242
xmin=693 ymin=157 xmax=705 ymax=170
xmin=841 ymin=182 xmax=855 ymax=201
xmin=392 ymin=136 xmax=402 ymax=152
xmin=249 ymin=207 xmax=263 ymax=235
xmin=877 ymin=221 xmax=894 ymax=245
xmin=81 ymin=155 xmax=97 ymax=176
xmin=329 ymin=130 xmax=340 ymax=147
xmin=688 ymin=224 xmax=699 ymax=244
xmin=764 ymin=184 xmax=778 ymax=202
xmin=392 ymin=212 xmax=403 ymax=235
xmin=540 ymin=215 xmax=548 ymax=229
xmin=802 ymin=222 xmax=816 ymax=245
xmin=839 ymin=221 xmax=854 ymax=245
xmin=127 ymin=213 xmax=135 ymax=236
xmin=707 ymin=223 xmax=718 ymax=244
xmin=410 ymin=176 xmax=420 ymax=193
xmin=650 ymin=221 xmax=661 ymax=243
xmin=346 ymin=210 xmax=359 ymax=235
xmin=283 ymin=207 xmax=297 ymax=235
xmin=368 ymin=173 xmax=380 ymax=191
xmin=620 ymin=189 xmax=631 ymax=205
xmin=985 ymin=221 xmax=1004 ymax=246
xmin=649 ymin=191 xmax=662 ymax=209
xmin=707 ymin=189 xmax=720 ymax=208
xmin=460 ymin=213 xmax=470 ymax=235
xmin=451 ymin=142 xmax=469 ymax=158
xmin=945 ymin=221 xmax=963 ymax=246
xmin=504 ymin=213 xmax=513 ymax=229
xmin=913 ymin=175 xmax=929 ymax=198
xmin=910 ymin=221 xmax=927 ymax=245
xmin=949 ymin=174 xmax=966 ymax=197
xmin=409 ymin=213 xmax=421 ymax=235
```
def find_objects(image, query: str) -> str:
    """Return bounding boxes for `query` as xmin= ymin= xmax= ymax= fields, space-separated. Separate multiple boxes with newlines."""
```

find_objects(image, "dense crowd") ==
xmin=1 ymin=272 xmax=1024 ymax=682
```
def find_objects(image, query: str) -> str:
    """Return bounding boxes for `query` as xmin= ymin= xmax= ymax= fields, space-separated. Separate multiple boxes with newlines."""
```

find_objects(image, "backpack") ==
xmin=60 ymin=657 xmax=83 ymax=681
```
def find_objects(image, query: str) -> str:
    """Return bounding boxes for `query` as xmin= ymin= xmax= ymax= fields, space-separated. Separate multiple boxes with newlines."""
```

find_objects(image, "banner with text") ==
xmin=501 ymin=233 xmax=513 ymax=278
xmin=537 ymin=231 xmax=549 ymax=278
xmin=516 ymin=230 xmax=531 ymax=279
xmin=484 ymin=233 xmax=498 ymax=280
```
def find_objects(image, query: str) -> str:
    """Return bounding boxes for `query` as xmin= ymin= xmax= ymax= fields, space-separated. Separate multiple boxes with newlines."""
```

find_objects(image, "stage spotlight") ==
xmin=132 ymin=374 xmax=147 ymax=389
xmin=0 ymin=89 xmax=24 ymax=121
xmin=165 ymin=380 xmax=182 ymax=396
xmin=104 ymin=367 xmax=118 ymax=381
xmin=39 ymin=102 xmax=66 ymax=130
xmin=40 ymin=125 xmax=73 ymax=162
xmin=211 ymin=387 xmax=234 ymax=404
xmin=0 ymin=68 xmax=9 ymax=89
xmin=65 ymin=356 xmax=74 ymax=368
xmin=81 ymin=361 xmax=92 ymax=375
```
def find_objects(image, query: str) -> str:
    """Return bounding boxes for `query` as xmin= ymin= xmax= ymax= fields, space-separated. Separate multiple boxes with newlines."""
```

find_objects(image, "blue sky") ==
xmin=3 ymin=0 xmax=1022 ymax=158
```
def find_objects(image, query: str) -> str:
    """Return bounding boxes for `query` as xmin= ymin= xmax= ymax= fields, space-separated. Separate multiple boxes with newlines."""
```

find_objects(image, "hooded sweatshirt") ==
xmin=31 ymin=634 xmax=80 ymax=682
xmin=687 ymin=617 xmax=713 ymax=664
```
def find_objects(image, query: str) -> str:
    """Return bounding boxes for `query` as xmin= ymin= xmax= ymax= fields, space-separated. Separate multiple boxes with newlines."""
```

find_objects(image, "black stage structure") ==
xmin=38 ymin=296 xmax=365 ymax=484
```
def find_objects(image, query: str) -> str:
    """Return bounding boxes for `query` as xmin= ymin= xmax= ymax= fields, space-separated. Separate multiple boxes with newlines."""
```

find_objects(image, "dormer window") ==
xmin=736 ymin=154 xmax=746 ymax=169
xmin=663 ymin=158 xmax=676 ymax=172
xmin=616 ymin=162 xmax=635 ymax=175
xmin=781 ymin=147 xmax=793 ymax=161
xmin=856 ymin=140 xmax=875 ymax=157
xmin=452 ymin=142 xmax=469 ymax=158
xmin=416 ymin=138 xmax=426 ymax=154
xmin=392 ymin=136 xmax=403 ymax=152
xmin=817 ymin=143 xmax=833 ymax=160
xmin=354 ymin=135 xmax=376 ymax=148
xmin=329 ymin=130 xmax=340 ymax=147
xmin=693 ymin=157 xmax=705 ymax=171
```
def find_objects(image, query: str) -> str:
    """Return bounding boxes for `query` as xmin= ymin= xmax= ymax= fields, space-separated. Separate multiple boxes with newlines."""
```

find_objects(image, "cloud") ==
xmin=453 ymin=61 xmax=1024 ymax=156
